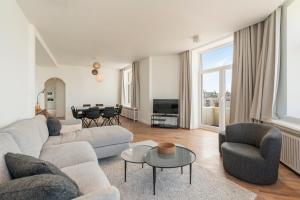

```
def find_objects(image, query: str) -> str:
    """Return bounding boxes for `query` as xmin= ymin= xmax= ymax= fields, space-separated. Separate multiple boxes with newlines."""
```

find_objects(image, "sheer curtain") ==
xmin=179 ymin=51 xmax=192 ymax=128
xmin=131 ymin=61 xmax=140 ymax=108
xmin=230 ymin=9 xmax=281 ymax=123
xmin=120 ymin=68 xmax=126 ymax=105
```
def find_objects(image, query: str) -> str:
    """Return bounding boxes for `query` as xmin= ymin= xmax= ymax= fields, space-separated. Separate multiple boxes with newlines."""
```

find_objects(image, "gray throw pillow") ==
xmin=47 ymin=116 xmax=62 ymax=136
xmin=0 ymin=174 xmax=79 ymax=200
xmin=5 ymin=153 xmax=80 ymax=193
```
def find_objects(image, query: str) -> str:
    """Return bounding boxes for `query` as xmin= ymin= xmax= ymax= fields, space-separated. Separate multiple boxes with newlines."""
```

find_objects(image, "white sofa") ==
xmin=0 ymin=115 xmax=133 ymax=200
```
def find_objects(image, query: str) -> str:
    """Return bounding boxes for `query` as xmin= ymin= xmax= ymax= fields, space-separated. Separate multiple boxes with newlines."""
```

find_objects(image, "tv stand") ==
xmin=151 ymin=113 xmax=179 ymax=129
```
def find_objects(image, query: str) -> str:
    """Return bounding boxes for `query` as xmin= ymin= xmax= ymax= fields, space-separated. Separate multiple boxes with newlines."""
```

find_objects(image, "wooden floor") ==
xmin=118 ymin=117 xmax=300 ymax=200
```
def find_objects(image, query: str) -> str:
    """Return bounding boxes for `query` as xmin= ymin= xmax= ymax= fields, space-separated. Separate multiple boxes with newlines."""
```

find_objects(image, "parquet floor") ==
xmin=119 ymin=117 xmax=300 ymax=200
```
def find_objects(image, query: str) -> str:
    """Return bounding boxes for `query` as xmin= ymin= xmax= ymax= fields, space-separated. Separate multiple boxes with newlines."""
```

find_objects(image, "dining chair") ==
xmin=101 ymin=107 xmax=116 ymax=126
xmin=114 ymin=105 xmax=123 ymax=125
xmin=96 ymin=104 xmax=104 ymax=107
xmin=85 ymin=107 xmax=101 ymax=127
xmin=83 ymin=104 xmax=91 ymax=107
xmin=71 ymin=106 xmax=87 ymax=127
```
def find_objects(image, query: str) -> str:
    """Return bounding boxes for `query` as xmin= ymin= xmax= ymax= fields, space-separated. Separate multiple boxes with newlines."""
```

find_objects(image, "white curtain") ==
xmin=120 ymin=69 xmax=126 ymax=105
xmin=230 ymin=9 xmax=281 ymax=123
xmin=132 ymin=61 xmax=140 ymax=108
xmin=179 ymin=51 xmax=192 ymax=128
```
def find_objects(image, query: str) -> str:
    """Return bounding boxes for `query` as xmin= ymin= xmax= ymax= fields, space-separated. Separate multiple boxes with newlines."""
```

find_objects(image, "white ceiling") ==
xmin=17 ymin=0 xmax=285 ymax=68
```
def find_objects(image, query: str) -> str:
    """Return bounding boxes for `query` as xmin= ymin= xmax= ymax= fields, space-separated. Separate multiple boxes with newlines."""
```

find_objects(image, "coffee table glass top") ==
xmin=144 ymin=146 xmax=196 ymax=168
xmin=121 ymin=145 xmax=152 ymax=163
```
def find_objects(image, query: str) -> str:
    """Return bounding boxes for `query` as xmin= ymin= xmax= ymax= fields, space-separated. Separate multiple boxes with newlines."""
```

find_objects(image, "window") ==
xmin=124 ymin=68 xmax=132 ymax=107
xmin=200 ymin=43 xmax=233 ymax=130
xmin=275 ymin=0 xmax=300 ymax=124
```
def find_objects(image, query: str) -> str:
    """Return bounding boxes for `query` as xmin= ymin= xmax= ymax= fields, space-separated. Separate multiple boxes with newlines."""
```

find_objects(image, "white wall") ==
xmin=151 ymin=55 xmax=180 ymax=99
xmin=36 ymin=65 xmax=120 ymax=119
xmin=138 ymin=55 xmax=180 ymax=124
xmin=286 ymin=0 xmax=300 ymax=118
xmin=0 ymin=1 xmax=35 ymax=127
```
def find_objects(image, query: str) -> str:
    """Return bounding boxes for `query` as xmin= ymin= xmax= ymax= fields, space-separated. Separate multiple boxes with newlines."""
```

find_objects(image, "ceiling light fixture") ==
xmin=93 ymin=62 xmax=101 ymax=69
xmin=91 ymin=62 xmax=103 ymax=82
xmin=193 ymin=35 xmax=201 ymax=43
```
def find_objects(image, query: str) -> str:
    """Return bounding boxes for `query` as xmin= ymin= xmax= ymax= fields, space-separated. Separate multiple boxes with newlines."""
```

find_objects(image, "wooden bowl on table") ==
xmin=158 ymin=142 xmax=176 ymax=155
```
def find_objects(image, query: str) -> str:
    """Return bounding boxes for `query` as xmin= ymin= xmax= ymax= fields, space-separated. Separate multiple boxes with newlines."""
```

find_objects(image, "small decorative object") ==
xmin=93 ymin=62 xmax=101 ymax=69
xmin=35 ymin=89 xmax=45 ymax=114
xmin=91 ymin=62 xmax=104 ymax=82
xmin=158 ymin=142 xmax=176 ymax=155
xmin=96 ymin=73 xmax=104 ymax=82
xmin=91 ymin=69 xmax=98 ymax=75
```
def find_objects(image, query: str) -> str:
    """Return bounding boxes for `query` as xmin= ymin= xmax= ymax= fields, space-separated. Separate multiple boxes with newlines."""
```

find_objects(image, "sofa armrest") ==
xmin=73 ymin=186 xmax=120 ymax=200
xmin=260 ymin=128 xmax=282 ymax=159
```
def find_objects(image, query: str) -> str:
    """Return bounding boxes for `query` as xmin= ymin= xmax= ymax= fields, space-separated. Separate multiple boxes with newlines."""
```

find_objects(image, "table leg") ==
xmin=181 ymin=166 xmax=183 ymax=174
xmin=153 ymin=167 xmax=156 ymax=195
xmin=161 ymin=168 xmax=163 ymax=171
xmin=189 ymin=163 xmax=192 ymax=184
xmin=142 ymin=163 xmax=144 ymax=168
xmin=124 ymin=161 xmax=127 ymax=182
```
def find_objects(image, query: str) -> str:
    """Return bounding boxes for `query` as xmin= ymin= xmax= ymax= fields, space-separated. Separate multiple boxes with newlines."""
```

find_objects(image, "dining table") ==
xmin=76 ymin=106 xmax=105 ymax=113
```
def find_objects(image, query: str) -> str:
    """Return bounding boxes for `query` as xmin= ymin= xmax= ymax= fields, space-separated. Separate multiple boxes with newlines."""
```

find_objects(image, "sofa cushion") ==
xmin=45 ymin=125 xmax=133 ymax=148
xmin=61 ymin=161 xmax=111 ymax=194
xmin=1 ymin=118 xmax=44 ymax=158
xmin=47 ymin=117 xmax=62 ymax=136
xmin=4 ymin=153 xmax=80 ymax=192
xmin=40 ymin=142 xmax=97 ymax=168
xmin=60 ymin=119 xmax=82 ymax=134
xmin=32 ymin=115 xmax=49 ymax=143
xmin=0 ymin=133 xmax=22 ymax=184
xmin=221 ymin=142 xmax=264 ymax=161
xmin=0 ymin=174 xmax=80 ymax=200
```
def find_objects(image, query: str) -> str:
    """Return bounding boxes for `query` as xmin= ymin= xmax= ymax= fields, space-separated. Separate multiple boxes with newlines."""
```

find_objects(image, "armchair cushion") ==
xmin=225 ymin=123 xmax=272 ymax=147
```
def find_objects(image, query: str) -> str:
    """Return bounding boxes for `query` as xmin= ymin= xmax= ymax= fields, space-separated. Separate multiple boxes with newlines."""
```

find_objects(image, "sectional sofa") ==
xmin=0 ymin=115 xmax=133 ymax=199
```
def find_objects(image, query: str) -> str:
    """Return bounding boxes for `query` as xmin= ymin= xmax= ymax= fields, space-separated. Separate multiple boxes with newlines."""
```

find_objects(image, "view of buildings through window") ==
xmin=124 ymin=68 xmax=132 ymax=107
xmin=201 ymin=44 xmax=233 ymax=128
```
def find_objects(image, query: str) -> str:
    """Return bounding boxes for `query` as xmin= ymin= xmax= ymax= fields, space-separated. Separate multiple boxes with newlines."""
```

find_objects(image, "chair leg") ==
xmin=118 ymin=115 xmax=121 ymax=125
xmin=86 ymin=119 xmax=92 ymax=128
xmin=108 ymin=118 xmax=113 ymax=126
xmin=93 ymin=119 xmax=98 ymax=127
xmin=101 ymin=118 xmax=107 ymax=126
xmin=81 ymin=119 xmax=86 ymax=128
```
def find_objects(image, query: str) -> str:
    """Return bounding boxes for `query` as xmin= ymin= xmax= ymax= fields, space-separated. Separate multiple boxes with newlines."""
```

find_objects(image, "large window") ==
xmin=275 ymin=0 xmax=300 ymax=124
xmin=124 ymin=68 xmax=132 ymax=107
xmin=200 ymin=44 xmax=233 ymax=130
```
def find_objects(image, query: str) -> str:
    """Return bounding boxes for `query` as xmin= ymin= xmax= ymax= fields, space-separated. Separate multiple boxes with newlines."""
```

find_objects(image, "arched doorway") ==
xmin=44 ymin=78 xmax=66 ymax=119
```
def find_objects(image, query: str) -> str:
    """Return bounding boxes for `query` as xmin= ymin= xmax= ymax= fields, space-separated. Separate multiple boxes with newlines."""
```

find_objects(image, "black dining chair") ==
xmin=71 ymin=106 xmax=87 ymax=127
xmin=101 ymin=107 xmax=116 ymax=126
xmin=83 ymin=104 xmax=91 ymax=108
xmin=114 ymin=105 xmax=123 ymax=125
xmin=96 ymin=104 xmax=104 ymax=107
xmin=85 ymin=107 xmax=101 ymax=127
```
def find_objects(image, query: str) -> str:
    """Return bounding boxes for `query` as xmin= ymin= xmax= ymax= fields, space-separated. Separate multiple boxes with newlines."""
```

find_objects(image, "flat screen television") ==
xmin=153 ymin=99 xmax=179 ymax=114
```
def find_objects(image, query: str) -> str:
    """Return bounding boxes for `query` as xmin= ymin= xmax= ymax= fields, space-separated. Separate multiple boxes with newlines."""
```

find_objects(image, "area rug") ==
xmin=99 ymin=141 xmax=257 ymax=200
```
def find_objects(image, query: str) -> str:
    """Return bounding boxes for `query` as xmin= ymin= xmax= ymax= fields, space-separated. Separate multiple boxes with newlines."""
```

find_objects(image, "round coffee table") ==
xmin=144 ymin=146 xmax=196 ymax=195
xmin=120 ymin=145 xmax=152 ymax=182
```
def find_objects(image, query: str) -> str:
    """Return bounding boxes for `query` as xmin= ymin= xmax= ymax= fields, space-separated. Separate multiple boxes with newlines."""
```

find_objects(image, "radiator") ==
xmin=281 ymin=132 xmax=300 ymax=174
xmin=121 ymin=107 xmax=138 ymax=121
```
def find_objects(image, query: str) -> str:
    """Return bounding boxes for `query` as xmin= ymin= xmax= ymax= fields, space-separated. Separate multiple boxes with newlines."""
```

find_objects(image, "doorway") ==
xmin=44 ymin=78 xmax=66 ymax=119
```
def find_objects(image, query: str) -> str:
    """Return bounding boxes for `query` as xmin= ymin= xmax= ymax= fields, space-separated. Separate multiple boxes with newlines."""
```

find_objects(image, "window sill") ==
xmin=271 ymin=119 xmax=300 ymax=135
xmin=123 ymin=105 xmax=138 ymax=110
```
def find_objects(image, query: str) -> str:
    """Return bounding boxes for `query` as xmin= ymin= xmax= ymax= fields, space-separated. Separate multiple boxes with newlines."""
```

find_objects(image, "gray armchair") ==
xmin=221 ymin=123 xmax=282 ymax=185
